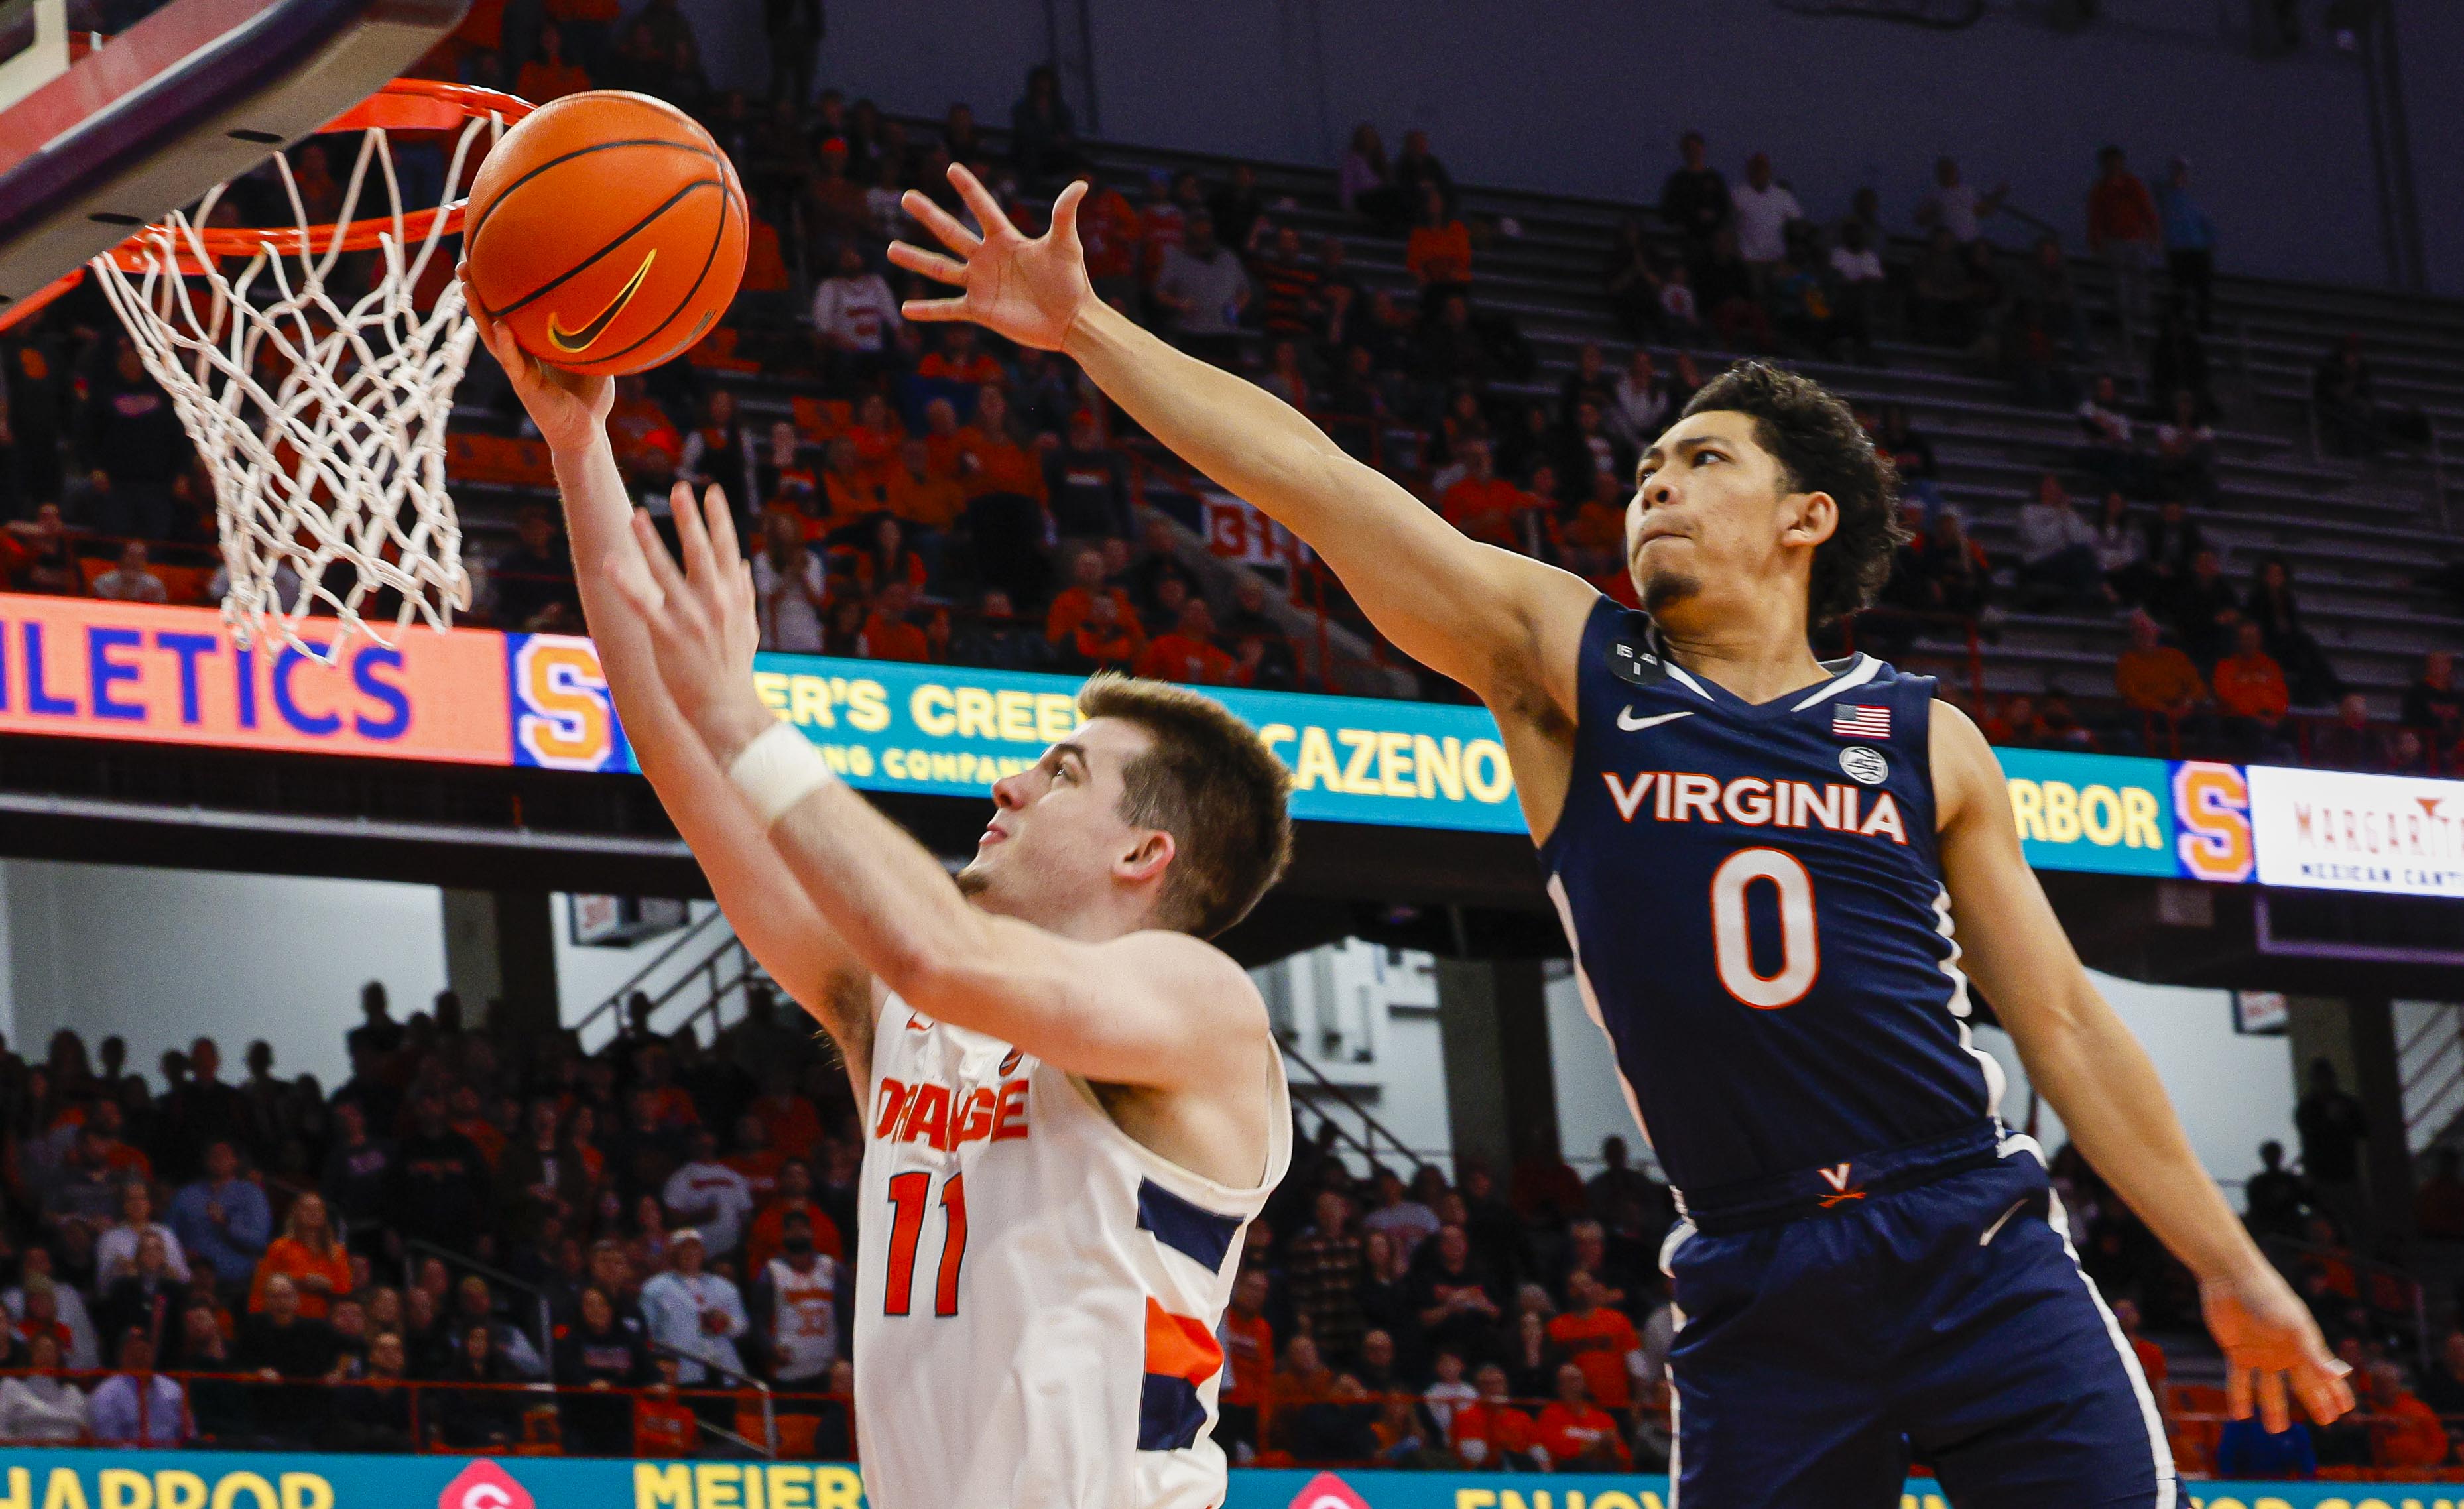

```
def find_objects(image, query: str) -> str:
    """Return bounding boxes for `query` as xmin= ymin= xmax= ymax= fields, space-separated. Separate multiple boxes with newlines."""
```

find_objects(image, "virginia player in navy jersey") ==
xmin=891 ymin=165 xmax=2354 ymax=1508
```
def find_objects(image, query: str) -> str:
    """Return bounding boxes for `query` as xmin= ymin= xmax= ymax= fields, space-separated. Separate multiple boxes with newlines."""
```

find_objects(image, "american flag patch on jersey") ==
xmin=1832 ymin=704 xmax=1892 ymax=739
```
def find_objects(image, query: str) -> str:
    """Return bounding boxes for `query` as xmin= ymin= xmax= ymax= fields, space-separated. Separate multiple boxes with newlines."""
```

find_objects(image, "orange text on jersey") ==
xmin=872 ymin=1075 xmax=1031 ymax=1152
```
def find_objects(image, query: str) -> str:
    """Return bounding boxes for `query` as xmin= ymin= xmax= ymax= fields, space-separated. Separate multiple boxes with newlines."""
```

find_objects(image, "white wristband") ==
xmin=726 ymin=720 xmax=837 ymax=827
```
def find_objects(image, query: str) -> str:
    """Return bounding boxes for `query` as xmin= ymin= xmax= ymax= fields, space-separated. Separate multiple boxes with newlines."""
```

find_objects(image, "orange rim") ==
xmin=102 ymin=78 xmax=538 ymax=272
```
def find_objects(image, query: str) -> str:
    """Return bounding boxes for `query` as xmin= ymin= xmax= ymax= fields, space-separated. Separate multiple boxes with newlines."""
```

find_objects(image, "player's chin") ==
xmin=953 ymin=857 xmax=995 ymax=900
xmin=1640 ymin=564 xmax=1702 ymax=617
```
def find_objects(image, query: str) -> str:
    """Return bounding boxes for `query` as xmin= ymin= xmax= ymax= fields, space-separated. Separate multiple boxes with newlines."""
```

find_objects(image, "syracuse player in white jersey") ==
xmin=467 ymin=290 xmax=1296 ymax=1508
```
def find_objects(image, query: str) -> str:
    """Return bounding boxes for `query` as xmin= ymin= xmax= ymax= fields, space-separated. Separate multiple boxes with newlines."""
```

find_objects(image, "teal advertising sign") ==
xmin=1996 ymin=747 xmax=2181 ymax=878
xmin=737 ymin=654 xmax=1526 ymax=835
xmin=0 ymin=1453 xmax=2428 ymax=1509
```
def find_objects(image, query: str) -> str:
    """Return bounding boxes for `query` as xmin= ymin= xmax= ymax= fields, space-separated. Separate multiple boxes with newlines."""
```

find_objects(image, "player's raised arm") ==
xmin=889 ymin=165 xmax=1595 ymax=711
xmin=465 ymin=291 xmax=877 ymax=1081
xmin=611 ymin=485 xmax=1274 ymax=1093
xmin=1929 ymin=700 xmax=2353 ymax=1433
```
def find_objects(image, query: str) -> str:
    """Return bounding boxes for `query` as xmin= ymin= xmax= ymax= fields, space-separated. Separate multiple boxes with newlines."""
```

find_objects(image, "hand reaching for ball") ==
xmin=889 ymin=163 xmax=1095 ymax=353
xmin=462 ymin=271 xmax=612 ymax=457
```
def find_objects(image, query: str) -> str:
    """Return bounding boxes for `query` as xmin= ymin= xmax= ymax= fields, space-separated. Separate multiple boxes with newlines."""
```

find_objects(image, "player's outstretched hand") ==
xmin=458 ymin=265 xmax=611 ymax=455
xmin=2202 ymin=1263 xmax=2355 ymax=1433
xmin=889 ymin=164 xmax=1092 ymax=351
xmin=609 ymin=481 xmax=772 ymax=763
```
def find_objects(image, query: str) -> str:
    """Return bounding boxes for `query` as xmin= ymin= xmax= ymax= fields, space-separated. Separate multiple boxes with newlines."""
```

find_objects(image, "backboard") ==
xmin=0 ymin=0 xmax=471 ymax=310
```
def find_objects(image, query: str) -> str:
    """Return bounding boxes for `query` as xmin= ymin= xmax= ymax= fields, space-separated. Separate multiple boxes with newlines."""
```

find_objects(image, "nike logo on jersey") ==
xmin=1617 ymin=707 xmax=1695 ymax=733
xmin=1979 ymin=1197 xmax=2028 ymax=1247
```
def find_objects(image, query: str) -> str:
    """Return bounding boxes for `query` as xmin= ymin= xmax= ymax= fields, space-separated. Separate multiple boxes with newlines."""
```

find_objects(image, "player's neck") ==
xmin=1656 ymin=605 xmax=1831 ymax=705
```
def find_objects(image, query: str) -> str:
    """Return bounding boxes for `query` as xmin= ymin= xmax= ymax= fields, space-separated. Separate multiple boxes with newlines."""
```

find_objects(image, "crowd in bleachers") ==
xmin=4 ymin=0 xmax=2461 ymax=774
xmin=0 ymin=991 xmax=2461 ymax=1480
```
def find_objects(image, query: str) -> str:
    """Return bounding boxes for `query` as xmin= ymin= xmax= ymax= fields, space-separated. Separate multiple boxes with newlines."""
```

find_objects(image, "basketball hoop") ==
xmin=90 ymin=79 xmax=535 ymax=664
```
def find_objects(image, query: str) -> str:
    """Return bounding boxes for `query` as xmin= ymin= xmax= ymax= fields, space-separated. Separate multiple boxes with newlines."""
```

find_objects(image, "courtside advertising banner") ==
xmin=7 ymin=593 xmax=2464 ymax=896
xmin=0 ymin=1453 xmax=2426 ymax=1509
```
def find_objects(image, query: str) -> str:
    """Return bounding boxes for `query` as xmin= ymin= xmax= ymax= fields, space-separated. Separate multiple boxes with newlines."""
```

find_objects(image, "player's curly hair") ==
xmin=1077 ymin=672 xmax=1293 ymax=938
xmin=1678 ymin=361 xmax=1906 ymax=628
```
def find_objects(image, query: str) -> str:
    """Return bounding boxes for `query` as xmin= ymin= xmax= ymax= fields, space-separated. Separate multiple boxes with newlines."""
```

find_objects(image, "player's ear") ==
xmin=1783 ymin=489 xmax=1839 ymax=548
xmin=1117 ymin=829 xmax=1175 ymax=886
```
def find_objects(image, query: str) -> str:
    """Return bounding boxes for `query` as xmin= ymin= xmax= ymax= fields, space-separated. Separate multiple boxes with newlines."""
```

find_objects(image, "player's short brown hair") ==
xmin=1077 ymin=672 xmax=1292 ymax=937
xmin=1679 ymin=361 xmax=1905 ymax=627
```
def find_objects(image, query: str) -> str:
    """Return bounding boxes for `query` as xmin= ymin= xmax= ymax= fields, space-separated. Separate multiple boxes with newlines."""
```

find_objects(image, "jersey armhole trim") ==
xmin=1065 ymin=1040 xmax=1293 ymax=1205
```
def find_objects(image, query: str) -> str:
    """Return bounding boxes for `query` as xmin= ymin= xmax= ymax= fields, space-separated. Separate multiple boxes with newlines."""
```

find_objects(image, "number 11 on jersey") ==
xmin=883 ymin=1170 xmax=968 ymax=1317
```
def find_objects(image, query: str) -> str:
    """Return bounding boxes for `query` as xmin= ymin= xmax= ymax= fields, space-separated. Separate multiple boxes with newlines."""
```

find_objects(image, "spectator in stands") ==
xmin=431 ymin=1322 xmax=520 ymax=1449
xmin=4 ymin=504 xmax=81 ymax=595
xmin=2012 ymin=233 xmax=2089 ymax=363
xmin=552 ymin=1286 xmax=647 ymax=1454
xmin=2403 ymin=650 xmax=2463 ymax=748
xmin=1536 ymin=1362 xmax=1631 ymax=1471
xmin=250 ymin=1191 xmax=351 ymax=1321
xmin=2088 ymin=492 xmax=2148 ymax=606
xmin=1604 ymin=349 xmax=1671 ymax=451
xmin=1728 ymin=152 xmax=1802 ymax=295
xmin=2244 ymin=557 xmax=2340 ymax=707
xmin=2311 ymin=692 xmax=2385 ymax=772
xmin=1135 ymin=597 xmax=1237 ymax=686
xmin=396 ymin=1090 xmax=491 ymax=1256
xmin=1154 ymin=211 xmax=1251 ymax=368
xmin=2075 ymin=375 xmax=2148 ymax=494
xmin=1554 ymin=400 xmax=1634 ymax=506
xmin=94 ymin=1230 xmax=180 ymax=1362
xmin=2015 ymin=475 xmax=2103 ymax=609
xmin=2151 ymin=389 xmax=2216 ymax=503
xmin=664 ymin=1126 xmax=755 ymax=1261
xmin=88 ymin=1328 xmax=186 ymax=1447
xmin=1438 ymin=440 xmax=1542 ymax=553
xmin=1253 ymin=225 xmax=1322 ymax=341
xmin=1600 ymin=219 xmax=1666 ymax=343
xmin=1915 ymin=156 xmax=2005 ymax=245
xmin=2215 ymin=1411 xmax=2315 ymax=1480
xmin=90 ymin=538 xmax=166 ymax=603
xmin=1549 ymin=1269 xmax=1643 ymax=1412
xmin=941 ymin=587 xmax=1046 ymax=672
xmin=166 ymin=1140 xmax=270 ymax=1287
xmin=1406 ymin=186 xmax=1473 ymax=308
xmin=2368 ymin=1360 xmax=2449 ymax=1471
xmin=1697 ymin=229 xmax=1775 ymax=351
xmin=1450 ymin=1362 xmax=1538 ymax=1470
xmin=1916 ymin=507 xmax=1992 ymax=620
xmin=1044 ymin=411 xmax=1133 ymax=545
xmin=491 ymin=505 xmax=580 ymax=631
xmin=1827 ymin=219 xmax=1886 ymax=363
xmin=0 ymin=1329 xmax=84 ymax=1442
xmin=78 ymin=338 xmax=188 ymax=543
xmin=2167 ymin=548 xmax=2243 ymax=668
xmin=514 ymin=21 xmax=591 ymax=101
xmin=2211 ymin=621 xmax=2292 ymax=760
xmin=1009 ymin=64 xmax=1078 ymax=188
xmin=2295 ymin=1059 xmax=2371 ymax=1240
xmin=751 ymin=513 xmax=827 ymax=653
xmin=2114 ymin=611 xmax=2205 ymax=745
xmin=1207 ymin=164 xmax=1268 ymax=259
xmin=2313 ymin=335 xmax=2386 ymax=457
xmin=2086 ymin=145 xmax=2162 ymax=324
xmin=1910 ymin=228 xmax=1971 ymax=347
xmin=2243 ymin=1140 xmax=2308 ymax=1241
xmin=810 ymin=245 xmax=902 ymax=388
xmin=95 ymin=1179 xmax=186 ymax=1288
xmin=238 ymin=1273 xmax=336 ymax=1391
xmin=1339 ymin=123 xmax=1400 ymax=227
xmin=1657 ymin=131 xmax=1728 ymax=275
xmin=2158 ymin=158 xmax=2217 ymax=330
xmin=1287 ymin=1191 xmax=1367 ymax=1366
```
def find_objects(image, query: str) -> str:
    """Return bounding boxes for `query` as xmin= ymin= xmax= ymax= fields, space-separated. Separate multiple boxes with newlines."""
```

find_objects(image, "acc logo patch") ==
xmin=1839 ymin=745 xmax=1890 ymax=785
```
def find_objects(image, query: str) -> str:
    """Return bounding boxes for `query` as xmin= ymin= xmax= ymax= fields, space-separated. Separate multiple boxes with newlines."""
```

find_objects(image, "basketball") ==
xmin=461 ymin=90 xmax=747 ymax=377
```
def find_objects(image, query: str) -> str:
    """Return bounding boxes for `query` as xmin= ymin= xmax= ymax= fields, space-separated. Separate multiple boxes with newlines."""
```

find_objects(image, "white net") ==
xmin=91 ymin=109 xmax=507 ymax=664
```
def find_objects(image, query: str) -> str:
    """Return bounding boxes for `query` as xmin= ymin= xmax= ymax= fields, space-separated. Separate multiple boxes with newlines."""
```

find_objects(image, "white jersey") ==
xmin=762 ymin=1254 xmax=841 ymax=1382
xmin=853 ymin=994 xmax=1290 ymax=1509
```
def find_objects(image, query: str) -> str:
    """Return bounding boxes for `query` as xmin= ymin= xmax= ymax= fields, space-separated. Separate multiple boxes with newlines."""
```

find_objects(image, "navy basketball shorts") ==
xmin=1662 ymin=1124 xmax=2175 ymax=1509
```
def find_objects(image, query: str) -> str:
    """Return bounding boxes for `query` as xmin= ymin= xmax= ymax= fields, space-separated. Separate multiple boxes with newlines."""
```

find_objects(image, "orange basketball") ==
xmin=462 ymin=91 xmax=747 ymax=377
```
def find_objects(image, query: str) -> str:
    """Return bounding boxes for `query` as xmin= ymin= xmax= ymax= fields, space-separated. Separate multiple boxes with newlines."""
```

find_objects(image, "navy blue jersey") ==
xmin=1537 ymin=597 xmax=2002 ymax=1197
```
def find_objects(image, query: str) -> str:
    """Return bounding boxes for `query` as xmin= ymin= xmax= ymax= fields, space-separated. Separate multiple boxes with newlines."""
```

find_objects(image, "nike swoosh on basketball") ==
xmin=546 ymin=249 xmax=658 ymax=354
xmin=1617 ymin=707 xmax=1695 ymax=732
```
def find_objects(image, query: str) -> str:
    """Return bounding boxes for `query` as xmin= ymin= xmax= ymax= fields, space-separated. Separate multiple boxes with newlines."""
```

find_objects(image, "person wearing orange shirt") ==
xmin=513 ymin=21 xmax=593 ymax=102
xmin=1534 ymin=1362 xmax=1632 ymax=1471
xmin=1135 ymin=599 xmax=1238 ymax=686
xmin=1217 ymin=1270 xmax=1274 ymax=1456
xmin=1066 ymin=593 xmax=1143 ymax=672
xmin=1406 ymin=185 xmax=1473 ymax=297
xmin=2211 ymin=619 xmax=2290 ymax=753
xmin=918 ymin=398 xmax=968 ymax=480
xmin=749 ymin=1070 xmax=821 ymax=1164
xmin=745 ymin=1160 xmax=845 ymax=1273
xmin=633 ymin=1355 xmax=699 ymax=1457
xmin=248 ymin=1192 xmax=353 ymax=1321
xmin=1072 ymin=169 xmax=1144 ymax=307
xmin=1547 ymin=1271 xmax=1643 ymax=1411
xmin=2110 ymin=1298 xmax=2168 ymax=1392
xmin=816 ymin=438 xmax=887 ymax=541
xmin=845 ymin=393 xmax=906 ymax=481
xmin=1450 ymin=1362 xmax=1540 ymax=1470
xmin=446 ymin=1087 xmax=505 ymax=1170
xmin=1439 ymin=440 xmax=1541 ymax=552
xmin=1046 ymin=546 xmax=1143 ymax=645
xmin=916 ymin=326 xmax=1007 ymax=388
xmin=885 ymin=438 xmax=966 ymax=534
xmin=863 ymin=581 xmax=931 ymax=662
xmin=2114 ymin=611 xmax=2205 ymax=725
xmin=2367 ymin=1360 xmax=2451 ymax=1471
xmin=955 ymin=387 xmax=1048 ymax=505
xmin=721 ymin=1114 xmax=786 ymax=1205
